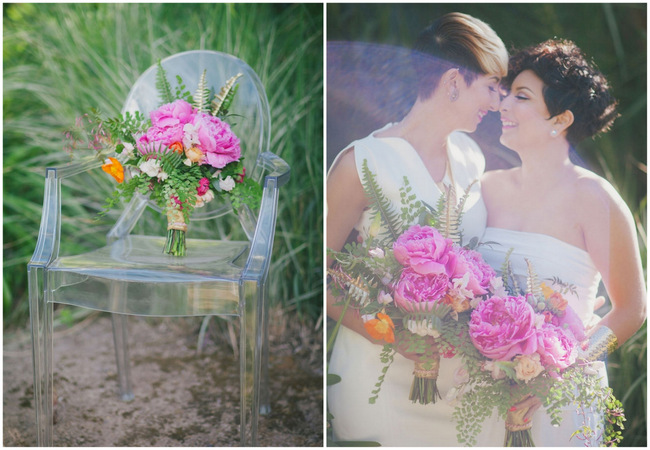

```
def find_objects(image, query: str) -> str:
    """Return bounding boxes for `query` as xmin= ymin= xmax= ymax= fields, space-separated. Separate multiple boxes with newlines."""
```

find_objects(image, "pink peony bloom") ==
xmin=453 ymin=247 xmax=497 ymax=295
xmin=469 ymin=295 xmax=538 ymax=361
xmin=138 ymin=99 xmax=195 ymax=155
xmin=536 ymin=323 xmax=577 ymax=370
xmin=392 ymin=225 xmax=457 ymax=276
xmin=394 ymin=267 xmax=449 ymax=313
xmin=191 ymin=113 xmax=241 ymax=168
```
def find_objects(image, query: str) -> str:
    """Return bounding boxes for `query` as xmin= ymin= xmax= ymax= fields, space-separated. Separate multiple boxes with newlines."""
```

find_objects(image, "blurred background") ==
xmin=4 ymin=3 xmax=323 ymax=326
xmin=327 ymin=3 xmax=646 ymax=446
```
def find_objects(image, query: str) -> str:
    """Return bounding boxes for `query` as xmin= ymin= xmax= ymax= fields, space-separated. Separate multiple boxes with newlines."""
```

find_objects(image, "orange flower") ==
xmin=540 ymin=282 xmax=554 ymax=299
xmin=101 ymin=157 xmax=124 ymax=183
xmin=364 ymin=312 xmax=395 ymax=343
xmin=169 ymin=141 xmax=184 ymax=154
xmin=548 ymin=292 xmax=568 ymax=312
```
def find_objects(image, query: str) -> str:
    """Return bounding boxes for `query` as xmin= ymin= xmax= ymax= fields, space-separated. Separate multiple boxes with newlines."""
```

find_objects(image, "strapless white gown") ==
xmin=328 ymin=125 xmax=496 ymax=446
xmin=477 ymin=227 xmax=608 ymax=446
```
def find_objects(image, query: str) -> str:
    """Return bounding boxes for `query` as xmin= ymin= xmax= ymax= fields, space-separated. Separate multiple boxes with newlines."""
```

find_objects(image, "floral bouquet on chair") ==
xmin=328 ymin=161 xmax=500 ymax=405
xmin=65 ymin=61 xmax=262 ymax=256
xmin=450 ymin=255 xmax=625 ymax=447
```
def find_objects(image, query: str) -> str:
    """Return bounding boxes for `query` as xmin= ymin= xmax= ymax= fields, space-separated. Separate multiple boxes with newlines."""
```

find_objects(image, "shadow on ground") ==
xmin=3 ymin=307 xmax=323 ymax=446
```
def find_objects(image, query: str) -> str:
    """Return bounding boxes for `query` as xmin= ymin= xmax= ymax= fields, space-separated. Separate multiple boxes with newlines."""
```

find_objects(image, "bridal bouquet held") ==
xmin=328 ymin=161 xmax=500 ymax=405
xmin=451 ymin=254 xmax=625 ymax=446
xmin=65 ymin=62 xmax=261 ymax=256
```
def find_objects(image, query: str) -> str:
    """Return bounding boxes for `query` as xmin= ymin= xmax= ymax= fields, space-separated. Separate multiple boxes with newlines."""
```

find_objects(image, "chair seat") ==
xmin=48 ymin=235 xmax=250 ymax=316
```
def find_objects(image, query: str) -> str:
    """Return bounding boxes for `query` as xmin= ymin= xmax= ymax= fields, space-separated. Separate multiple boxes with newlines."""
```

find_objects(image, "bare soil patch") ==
xmin=3 ymin=307 xmax=323 ymax=446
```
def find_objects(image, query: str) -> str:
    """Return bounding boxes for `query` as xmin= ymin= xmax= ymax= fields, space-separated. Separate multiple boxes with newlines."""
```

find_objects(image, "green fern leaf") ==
xmin=360 ymin=159 xmax=403 ymax=244
xmin=211 ymin=73 xmax=243 ymax=117
xmin=525 ymin=258 xmax=543 ymax=299
xmin=193 ymin=69 xmax=210 ymax=113
xmin=155 ymin=60 xmax=174 ymax=105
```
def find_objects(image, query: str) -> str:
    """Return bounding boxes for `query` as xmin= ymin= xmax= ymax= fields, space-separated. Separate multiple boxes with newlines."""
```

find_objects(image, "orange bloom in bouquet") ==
xmin=364 ymin=312 xmax=395 ymax=343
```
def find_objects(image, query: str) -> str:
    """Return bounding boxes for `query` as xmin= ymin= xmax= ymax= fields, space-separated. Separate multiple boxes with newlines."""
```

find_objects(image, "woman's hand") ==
xmin=510 ymin=394 xmax=543 ymax=423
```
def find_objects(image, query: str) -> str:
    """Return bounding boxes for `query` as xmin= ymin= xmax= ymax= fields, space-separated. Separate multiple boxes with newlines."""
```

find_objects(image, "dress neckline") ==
xmin=372 ymin=129 xmax=456 ymax=197
xmin=484 ymin=227 xmax=591 ymax=258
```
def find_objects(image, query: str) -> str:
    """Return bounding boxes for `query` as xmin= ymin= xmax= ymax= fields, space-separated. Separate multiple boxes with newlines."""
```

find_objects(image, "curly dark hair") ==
xmin=503 ymin=39 xmax=619 ymax=145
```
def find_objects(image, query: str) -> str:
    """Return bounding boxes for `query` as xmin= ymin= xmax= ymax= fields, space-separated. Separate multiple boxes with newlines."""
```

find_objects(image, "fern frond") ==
xmin=193 ymin=69 xmax=210 ymax=113
xmin=437 ymin=183 xmax=462 ymax=244
xmin=155 ymin=60 xmax=174 ymax=105
xmin=500 ymin=248 xmax=515 ymax=294
xmin=525 ymin=258 xmax=543 ymax=299
xmin=360 ymin=159 xmax=403 ymax=243
xmin=159 ymin=150 xmax=183 ymax=173
xmin=327 ymin=267 xmax=372 ymax=306
xmin=212 ymin=73 xmax=243 ymax=117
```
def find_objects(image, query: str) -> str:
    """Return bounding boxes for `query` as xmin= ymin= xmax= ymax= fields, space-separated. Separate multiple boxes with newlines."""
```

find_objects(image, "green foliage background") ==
xmin=328 ymin=3 xmax=646 ymax=446
xmin=3 ymin=4 xmax=323 ymax=324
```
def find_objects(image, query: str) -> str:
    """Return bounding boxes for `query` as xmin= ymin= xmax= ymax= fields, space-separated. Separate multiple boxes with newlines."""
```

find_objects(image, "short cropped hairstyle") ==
xmin=413 ymin=12 xmax=508 ymax=100
xmin=503 ymin=39 xmax=619 ymax=145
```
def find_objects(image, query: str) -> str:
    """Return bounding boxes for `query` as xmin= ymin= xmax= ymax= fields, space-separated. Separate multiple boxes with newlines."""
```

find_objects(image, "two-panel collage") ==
xmin=2 ymin=2 xmax=647 ymax=448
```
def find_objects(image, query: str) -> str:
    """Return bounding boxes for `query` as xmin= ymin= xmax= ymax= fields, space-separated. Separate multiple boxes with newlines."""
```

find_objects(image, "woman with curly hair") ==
xmin=479 ymin=39 xmax=646 ymax=446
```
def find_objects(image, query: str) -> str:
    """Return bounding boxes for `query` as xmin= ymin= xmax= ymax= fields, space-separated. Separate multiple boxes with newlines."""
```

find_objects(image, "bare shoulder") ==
xmin=481 ymin=168 xmax=518 ymax=198
xmin=572 ymin=166 xmax=634 ymax=223
xmin=328 ymin=146 xmax=357 ymax=181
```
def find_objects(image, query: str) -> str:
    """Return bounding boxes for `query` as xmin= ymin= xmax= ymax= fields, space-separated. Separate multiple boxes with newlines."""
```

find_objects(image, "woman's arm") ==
xmin=326 ymin=147 xmax=377 ymax=342
xmin=581 ymin=177 xmax=647 ymax=346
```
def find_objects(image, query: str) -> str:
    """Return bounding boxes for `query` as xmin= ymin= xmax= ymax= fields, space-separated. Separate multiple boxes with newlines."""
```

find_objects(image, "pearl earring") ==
xmin=550 ymin=129 xmax=558 ymax=137
xmin=449 ymin=89 xmax=458 ymax=102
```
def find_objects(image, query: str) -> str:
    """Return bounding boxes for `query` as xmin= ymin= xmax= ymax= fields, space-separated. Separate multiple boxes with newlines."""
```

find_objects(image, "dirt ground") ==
xmin=3 ymin=307 xmax=323 ymax=446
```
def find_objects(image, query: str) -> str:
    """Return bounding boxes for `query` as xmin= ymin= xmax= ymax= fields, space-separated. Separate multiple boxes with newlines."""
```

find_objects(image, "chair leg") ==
xmin=111 ymin=313 xmax=134 ymax=401
xmin=259 ymin=280 xmax=271 ymax=415
xmin=28 ymin=266 xmax=54 ymax=446
xmin=239 ymin=279 xmax=263 ymax=446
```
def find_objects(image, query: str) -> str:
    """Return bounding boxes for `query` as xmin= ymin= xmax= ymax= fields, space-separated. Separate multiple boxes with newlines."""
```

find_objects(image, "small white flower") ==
xmin=445 ymin=387 xmax=459 ymax=406
xmin=219 ymin=175 xmax=236 ymax=192
xmin=195 ymin=190 xmax=215 ymax=208
xmin=449 ymin=273 xmax=473 ymax=302
xmin=183 ymin=158 xmax=193 ymax=167
xmin=483 ymin=361 xmax=506 ymax=380
xmin=534 ymin=313 xmax=546 ymax=328
xmin=182 ymin=122 xmax=200 ymax=149
xmin=489 ymin=277 xmax=508 ymax=297
xmin=453 ymin=366 xmax=469 ymax=385
xmin=361 ymin=314 xmax=375 ymax=324
xmin=122 ymin=142 xmax=135 ymax=159
xmin=139 ymin=159 xmax=162 ymax=178
xmin=377 ymin=290 xmax=393 ymax=305
xmin=157 ymin=171 xmax=168 ymax=181
xmin=406 ymin=319 xmax=440 ymax=338
xmin=368 ymin=248 xmax=385 ymax=259
xmin=583 ymin=361 xmax=605 ymax=376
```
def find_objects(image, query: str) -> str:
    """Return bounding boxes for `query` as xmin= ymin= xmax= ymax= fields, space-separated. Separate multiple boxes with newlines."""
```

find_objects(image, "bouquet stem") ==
xmin=409 ymin=357 xmax=441 ymax=405
xmin=505 ymin=406 xmax=534 ymax=447
xmin=165 ymin=206 xmax=187 ymax=256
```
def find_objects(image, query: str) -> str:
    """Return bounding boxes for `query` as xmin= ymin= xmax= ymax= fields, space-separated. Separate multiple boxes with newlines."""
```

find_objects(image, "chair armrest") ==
xmin=242 ymin=152 xmax=289 ymax=281
xmin=258 ymin=151 xmax=290 ymax=188
xmin=28 ymin=157 xmax=103 ymax=267
xmin=106 ymin=194 xmax=150 ymax=244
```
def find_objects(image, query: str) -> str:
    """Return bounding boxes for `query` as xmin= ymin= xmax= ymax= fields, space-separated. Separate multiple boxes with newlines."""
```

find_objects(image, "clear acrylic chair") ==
xmin=27 ymin=50 xmax=289 ymax=446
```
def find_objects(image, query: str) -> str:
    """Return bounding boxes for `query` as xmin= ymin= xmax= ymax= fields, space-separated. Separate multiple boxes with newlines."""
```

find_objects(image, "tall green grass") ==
xmin=3 ymin=4 xmax=323 ymax=324
xmin=327 ymin=3 xmax=646 ymax=446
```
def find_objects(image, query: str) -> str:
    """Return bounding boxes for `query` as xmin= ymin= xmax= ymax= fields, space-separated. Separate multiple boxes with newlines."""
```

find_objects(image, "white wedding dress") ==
xmin=328 ymin=125 xmax=495 ymax=446
xmin=477 ymin=227 xmax=608 ymax=446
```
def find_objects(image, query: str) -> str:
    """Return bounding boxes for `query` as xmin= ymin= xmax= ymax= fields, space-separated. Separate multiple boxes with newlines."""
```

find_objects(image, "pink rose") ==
xmin=393 ymin=225 xmax=457 ymax=276
xmin=536 ymin=323 xmax=577 ymax=370
xmin=196 ymin=177 xmax=211 ymax=196
xmin=138 ymin=99 xmax=195 ymax=154
xmin=469 ymin=295 xmax=538 ymax=361
xmin=191 ymin=113 xmax=241 ymax=168
xmin=394 ymin=268 xmax=449 ymax=313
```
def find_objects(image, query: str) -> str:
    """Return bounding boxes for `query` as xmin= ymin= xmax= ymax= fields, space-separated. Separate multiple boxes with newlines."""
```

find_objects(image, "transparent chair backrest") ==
xmin=121 ymin=50 xmax=271 ymax=223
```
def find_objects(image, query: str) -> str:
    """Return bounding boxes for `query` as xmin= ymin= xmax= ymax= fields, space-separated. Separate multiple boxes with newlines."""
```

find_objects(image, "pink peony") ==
xmin=138 ymin=99 xmax=195 ymax=154
xmin=536 ymin=323 xmax=577 ymax=370
xmin=394 ymin=268 xmax=449 ymax=313
xmin=453 ymin=247 xmax=497 ymax=295
xmin=392 ymin=225 xmax=457 ymax=276
xmin=469 ymin=295 xmax=538 ymax=361
xmin=191 ymin=113 xmax=241 ymax=168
